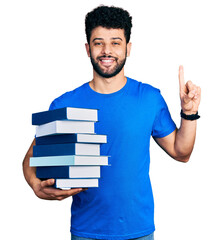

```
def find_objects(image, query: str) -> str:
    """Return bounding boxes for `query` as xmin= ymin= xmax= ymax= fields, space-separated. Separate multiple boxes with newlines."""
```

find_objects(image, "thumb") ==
xmin=41 ymin=179 xmax=55 ymax=188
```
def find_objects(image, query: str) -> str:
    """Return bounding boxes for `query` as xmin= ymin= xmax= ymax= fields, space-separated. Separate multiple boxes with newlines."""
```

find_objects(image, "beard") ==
xmin=89 ymin=48 xmax=127 ymax=78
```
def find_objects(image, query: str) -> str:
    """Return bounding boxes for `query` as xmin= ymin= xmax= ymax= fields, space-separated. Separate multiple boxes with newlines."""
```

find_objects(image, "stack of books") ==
xmin=29 ymin=107 xmax=109 ymax=189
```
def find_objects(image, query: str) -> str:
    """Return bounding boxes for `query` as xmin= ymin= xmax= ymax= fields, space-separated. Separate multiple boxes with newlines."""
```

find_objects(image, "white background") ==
xmin=1 ymin=0 xmax=222 ymax=239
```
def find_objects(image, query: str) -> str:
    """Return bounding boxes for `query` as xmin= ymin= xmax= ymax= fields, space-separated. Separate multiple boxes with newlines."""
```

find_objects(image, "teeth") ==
xmin=101 ymin=60 xmax=113 ymax=63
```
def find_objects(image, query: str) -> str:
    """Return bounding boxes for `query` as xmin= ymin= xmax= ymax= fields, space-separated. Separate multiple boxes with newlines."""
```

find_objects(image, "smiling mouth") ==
xmin=100 ymin=59 xmax=114 ymax=66
xmin=101 ymin=59 xmax=114 ymax=63
xmin=98 ymin=56 xmax=117 ymax=67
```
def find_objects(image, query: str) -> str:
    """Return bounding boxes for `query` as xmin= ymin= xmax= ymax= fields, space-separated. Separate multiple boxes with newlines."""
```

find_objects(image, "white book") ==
xmin=66 ymin=107 xmax=97 ymax=121
xmin=68 ymin=166 xmax=100 ymax=178
xmin=55 ymin=178 xmax=99 ymax=189
xmin=75 ymin=143 xmax=100 ymax=155
xmin=30 ymin=155 xmax=109 ymax=167
xmin=36 ymin=120 xmax=95 ymax=137
xmin=77 ymin=134 xmax=107 ymax=143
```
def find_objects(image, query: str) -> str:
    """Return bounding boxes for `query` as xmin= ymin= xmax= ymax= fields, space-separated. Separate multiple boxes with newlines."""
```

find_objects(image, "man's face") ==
xmin=86 ymin=27 xmax=131 ymax=78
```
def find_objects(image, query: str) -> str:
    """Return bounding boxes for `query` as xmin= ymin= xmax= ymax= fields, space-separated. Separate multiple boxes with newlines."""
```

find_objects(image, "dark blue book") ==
xmin=33 ymin=143 xmax=100 ymax=157
xmin=35 ymin=133 xmax=107 ymax=145
xmin=36 ymin=166 xmax=101 ymax=179
xmin=32 ymin=107 xmax=98 ymax=125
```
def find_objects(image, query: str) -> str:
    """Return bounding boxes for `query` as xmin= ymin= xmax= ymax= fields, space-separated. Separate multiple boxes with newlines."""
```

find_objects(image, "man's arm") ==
xmin=154 ymin=66 xmax=201 ymax=162
xmin=22 ymin=138 xmax=86 ymax=200
xmin=154 ymin=120 xmax=196 ymax=162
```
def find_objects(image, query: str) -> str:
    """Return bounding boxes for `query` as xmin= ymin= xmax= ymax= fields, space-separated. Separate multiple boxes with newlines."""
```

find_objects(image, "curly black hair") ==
xmin=85 ymin=5 xmax=132 ymax=43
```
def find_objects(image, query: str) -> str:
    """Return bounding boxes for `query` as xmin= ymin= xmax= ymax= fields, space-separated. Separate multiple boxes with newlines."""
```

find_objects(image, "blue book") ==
xmin=35 ymin=133 xmax=107 ymax=145
xmin=32 ymin=107 xmax=98 ymax=125
xmin=36 ymin=166 xmax=100 ymax=179
xmin=33 ymin=143 xmax=100 ymax=157
xmin=30 ymin=155 xmax=109 ymax=167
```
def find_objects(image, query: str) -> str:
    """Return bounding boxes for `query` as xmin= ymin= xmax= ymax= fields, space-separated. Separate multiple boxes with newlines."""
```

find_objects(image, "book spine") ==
xmin=33 ymin=143 xmax=100 ymax=157
xmin=36 ymin=166 xmax=100 ymax=179
xmin=36 ymin=166 xmax=69 ymax=179
xmin=30 ymin=155 xmax=75 ymax=166
xmin=32 ymin=108 xmax=67 ymax=125
xmin=36 ymin=121 xmax=95 ymax=137
xmin=35 ymin=134 xmax=78 ymax=145
xmin=30 ymin=155 xmax=109 ymax=167
xmin=33 ymin=143 xmax=77 ymax=157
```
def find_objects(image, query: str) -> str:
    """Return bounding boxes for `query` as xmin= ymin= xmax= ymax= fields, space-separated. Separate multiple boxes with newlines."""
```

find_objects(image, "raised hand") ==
xmin=179 ymin=65 xmax=201 ymax=115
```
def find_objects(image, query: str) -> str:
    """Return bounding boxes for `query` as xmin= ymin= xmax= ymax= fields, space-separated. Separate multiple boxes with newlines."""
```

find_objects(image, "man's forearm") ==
xmin=22 ymin=139 xmax=36 ymax=188
xmin=174 ymin=119 xmax=197 ymax=162
xmin=22 ymin=138 xmax=86 ymax=200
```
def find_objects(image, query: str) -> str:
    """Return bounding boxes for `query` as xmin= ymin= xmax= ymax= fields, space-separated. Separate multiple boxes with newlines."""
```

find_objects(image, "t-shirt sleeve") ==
xmin=48 ymin=90 xmax=74 ymax=111
xmin=48 ymin=97 xmax=64 ymax=111
xmin=49 ymin=100 xmax=57 ymax=111
xmin=151 ymin=92 xmax=176 ymax=138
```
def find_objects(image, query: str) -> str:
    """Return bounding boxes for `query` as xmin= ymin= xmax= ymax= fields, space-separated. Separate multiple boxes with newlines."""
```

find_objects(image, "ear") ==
xmin=126 ymin=42 xmax=132 ymax=57
xmin=85 ymin=43 xmax=90 ymax=57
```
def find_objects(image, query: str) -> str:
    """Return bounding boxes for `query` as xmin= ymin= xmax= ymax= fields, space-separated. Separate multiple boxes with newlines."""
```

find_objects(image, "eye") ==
xmin=94 ymin=42 xmax=103 ymax=46
xmin=112 ymin=42 xmax=120 ymax=46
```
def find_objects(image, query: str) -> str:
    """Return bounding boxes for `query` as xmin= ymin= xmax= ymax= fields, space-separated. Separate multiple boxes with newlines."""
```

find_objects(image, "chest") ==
xmin=93 ymin=96 xmax=155 ymax=141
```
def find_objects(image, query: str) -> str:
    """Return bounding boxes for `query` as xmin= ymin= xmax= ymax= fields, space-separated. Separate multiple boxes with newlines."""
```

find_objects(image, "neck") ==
xmin=89 ymin=69 xmax=127 ymax=94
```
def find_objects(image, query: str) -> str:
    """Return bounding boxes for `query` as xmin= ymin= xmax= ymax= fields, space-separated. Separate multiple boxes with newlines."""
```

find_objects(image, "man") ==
xmin=23 ymin=5 xmax=201 ymax=240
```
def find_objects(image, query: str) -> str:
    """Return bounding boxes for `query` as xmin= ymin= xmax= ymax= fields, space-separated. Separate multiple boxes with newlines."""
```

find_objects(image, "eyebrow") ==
xmin=111 ymin=37 xmax=123 ymax=41
xmin=92 ymin=37 xmax=123 ymax=42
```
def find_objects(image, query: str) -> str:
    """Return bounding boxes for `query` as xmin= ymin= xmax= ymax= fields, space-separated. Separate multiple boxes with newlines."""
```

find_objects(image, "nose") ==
xmin=101 ymin=43 xmax=112 ymax=55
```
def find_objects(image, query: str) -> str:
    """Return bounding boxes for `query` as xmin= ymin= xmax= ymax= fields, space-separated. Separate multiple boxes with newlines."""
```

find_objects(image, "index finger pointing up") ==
xmin=179 ymin=65 xmax=185 ymax=93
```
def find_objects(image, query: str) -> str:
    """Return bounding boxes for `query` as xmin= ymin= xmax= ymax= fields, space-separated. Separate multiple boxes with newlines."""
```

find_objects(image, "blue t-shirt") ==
xmin=49 ymin=77 xmax=176 ymax=240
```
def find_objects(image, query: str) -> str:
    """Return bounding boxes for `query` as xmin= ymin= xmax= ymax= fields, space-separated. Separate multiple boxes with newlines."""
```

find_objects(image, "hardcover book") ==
xmin=36 ymin=166 xmax=100 ymax=179
xmin=35 ymin=120 xmax=95 ymax=137
xmin=33 ymin=143 xmax=100 ymax=157
xmin=54 ymin=178 xmax=99 ymax=189
xmin=32 ymin=107 xmax=98 ymax=125
xmin=30 ymin=155 xmax=109 ymax=167
xmin=35 ymin=133 xmax=107 ymax=145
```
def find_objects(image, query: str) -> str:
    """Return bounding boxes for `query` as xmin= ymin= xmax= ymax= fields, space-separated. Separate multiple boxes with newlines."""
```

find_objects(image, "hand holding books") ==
xmin=32 ymin=177 xmax=87 ymax=200
xmin=24 ymin=139 xmax=87 ymax=200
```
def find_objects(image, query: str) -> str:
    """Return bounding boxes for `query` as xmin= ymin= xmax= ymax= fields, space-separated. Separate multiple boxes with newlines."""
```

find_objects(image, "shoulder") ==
xmin=49 ymin=82 xmax=88 ymax=110
xmin=127 ymin=77 xmax=168 ymax=112
xmin=127 ymin=77 xmax=161 ymax=98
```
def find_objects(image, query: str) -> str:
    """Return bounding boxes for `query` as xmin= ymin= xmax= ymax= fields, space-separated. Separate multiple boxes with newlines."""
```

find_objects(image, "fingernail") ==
xmin=50 ymin=179 xmax=55 ymax=184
